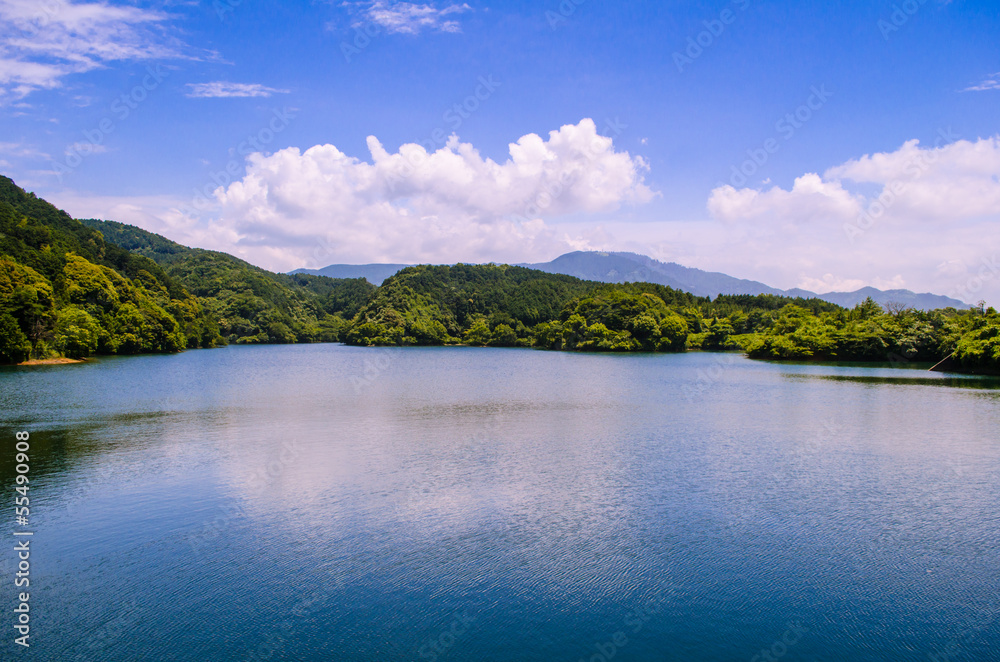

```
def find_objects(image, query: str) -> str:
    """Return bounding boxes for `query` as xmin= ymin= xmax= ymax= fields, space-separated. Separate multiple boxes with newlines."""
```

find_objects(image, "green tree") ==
xmin=489 ymin=323 xmax=518 ymax=347
xmin=561 ymin=314 xmax=588 ymax=349
xmin=53 ymin=306 xmax=100 ymax=358
xmin=0 ymin=312 xmax=31 ymax=364
xmin=657 ymin=313 xmax=689 ymax=352
xmin=629 ymin=314 xmax=660 ymax=350
xmin=703 ymin=318 xmax=735 ymax=349
xmin=61 ymin=253 xmax=122 ymax=308
xmin=852 ymin=296 xmax=883 ymax=321
xmin=463 ymin=318 xmax=492 ymax=346
xmin=954 ymin=312 xmax=1000 ymax=372
xmin=0 ymin=256 xmax=56 ymax=351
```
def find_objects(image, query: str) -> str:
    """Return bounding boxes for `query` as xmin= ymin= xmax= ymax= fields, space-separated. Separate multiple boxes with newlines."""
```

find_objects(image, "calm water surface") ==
xmin=1 ymin=345 xmax=999 ymax=661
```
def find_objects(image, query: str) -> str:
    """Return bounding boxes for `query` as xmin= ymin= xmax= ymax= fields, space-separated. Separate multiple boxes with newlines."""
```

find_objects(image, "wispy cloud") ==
xmin=185 ymin=82 xmax=290 ymax=98
xmin=0 ymin=141 xmax=52 ymax=181
xmin=349 ymin=1 xmax=473 ymax=35
xmin=0 ymin=141 xmax=51 ymax=161
xmin=0 ymin=0 xmax=200 ymax=102
xmin=65 ymin=141 xmax=107 ymax=156
xmin=963 ymin=73 xmax=1000 ymax=92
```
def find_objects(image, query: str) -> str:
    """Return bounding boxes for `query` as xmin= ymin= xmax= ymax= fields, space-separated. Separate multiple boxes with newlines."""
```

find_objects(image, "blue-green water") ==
xmin=2 ymin=345 xmax=999 ymax=661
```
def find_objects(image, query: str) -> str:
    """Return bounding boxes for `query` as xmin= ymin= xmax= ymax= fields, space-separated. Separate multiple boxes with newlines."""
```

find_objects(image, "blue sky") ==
xmin=1 ymin=0 xmax=999 ymax=303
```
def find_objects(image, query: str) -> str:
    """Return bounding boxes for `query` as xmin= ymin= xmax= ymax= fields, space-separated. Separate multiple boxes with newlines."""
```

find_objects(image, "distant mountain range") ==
xmin=293 ymin=263 xmax=412 ymax=286
xmin=294 ymin=251 xmax=968 ymax=311
xmin=522 ymin=252 xmax=968 ymax=310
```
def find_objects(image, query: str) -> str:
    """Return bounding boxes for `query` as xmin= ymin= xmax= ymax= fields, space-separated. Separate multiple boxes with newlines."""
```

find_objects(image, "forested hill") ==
xmin=343 ymin=265 xmax=998 ymax=373
xmin=0 ymin=176 xmax=220 ymax=363
xmin=300 ymin=252 xmax=968 ymax=310
xmin=0 ymin=176 xmax=372 ymax=363
xmin=80 ymin=218 xmax=376 ymax=345
xmin=345 ymin=264 xmax=706 ymax=348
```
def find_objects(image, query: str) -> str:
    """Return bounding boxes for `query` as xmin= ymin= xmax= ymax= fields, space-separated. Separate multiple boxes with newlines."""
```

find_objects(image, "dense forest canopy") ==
xmin=1 ymin=176 xmax=997 ymax=374
xmin=342 ymin=265 xmax=997 ymax=373
xmin=0 ymin=178 xmax=218 ymax=362
xmin=0 ymin=177 xmax=371 ymax=362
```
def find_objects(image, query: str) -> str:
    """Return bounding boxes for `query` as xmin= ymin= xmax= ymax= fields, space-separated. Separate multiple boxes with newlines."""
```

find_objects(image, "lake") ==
xmin=1 ymin=345 xmax=999 ymax=661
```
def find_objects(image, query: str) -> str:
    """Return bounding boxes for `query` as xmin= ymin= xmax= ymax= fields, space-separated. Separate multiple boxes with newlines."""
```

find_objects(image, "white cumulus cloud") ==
xmin=825 ymin=136 xmax=1000 ymax=221
xmin=708 ymin=173 xmax=862 ymax=224
xmin=709 ymin=136 xmax=1000 ymax=227
xmin=195 ymin=118 xmax=653 ymax=270
xmin=703 ymin=136 xmax=1000 ymax=304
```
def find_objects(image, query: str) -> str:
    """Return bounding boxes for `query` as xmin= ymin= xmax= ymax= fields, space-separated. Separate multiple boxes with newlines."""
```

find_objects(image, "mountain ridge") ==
xmin=294 ymin=251 xmax=968 ymax=311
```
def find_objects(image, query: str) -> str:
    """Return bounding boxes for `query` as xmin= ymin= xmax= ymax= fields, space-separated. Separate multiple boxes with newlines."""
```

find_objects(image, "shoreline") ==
xmin=6 ymin=346 xmax=998 ymax=378
xmin=17 ymin=357 xmax=87 ymax=366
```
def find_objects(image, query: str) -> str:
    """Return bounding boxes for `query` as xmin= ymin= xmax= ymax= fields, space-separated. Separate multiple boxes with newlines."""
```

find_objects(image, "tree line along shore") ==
xmin=1 ymin=176 xmax=997 ymax=374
